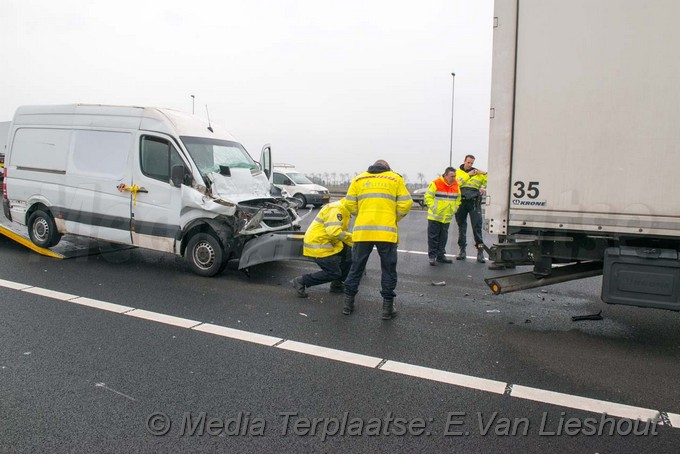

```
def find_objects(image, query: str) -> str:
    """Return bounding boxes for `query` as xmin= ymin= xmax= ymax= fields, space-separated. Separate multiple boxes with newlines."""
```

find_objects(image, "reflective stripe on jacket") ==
xmin=345 ymin=170 xmax=412 ymax=243
xmin=303 ymin=200 xmax=353 ymax=258
xmin=424 ymin=176 xmax=459 ymax=223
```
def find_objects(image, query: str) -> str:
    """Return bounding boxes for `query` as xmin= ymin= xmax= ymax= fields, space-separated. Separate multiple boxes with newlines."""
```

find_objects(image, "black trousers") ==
xmin=301 ymin=246 xmax=352 ymax=287
xmin=455 ymin=198 xmax=484 ymax=248
xmin=344 ymin=242 xmax=398 ymax=300
xmin=427 ymin=220 xmax=450 ymax=259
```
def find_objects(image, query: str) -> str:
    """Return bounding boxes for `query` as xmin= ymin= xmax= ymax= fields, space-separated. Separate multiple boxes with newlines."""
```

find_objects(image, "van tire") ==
xmin=28 ymin=210 xmax=62 ymax=248
xmin=186 ymin=233 xmax=225 ymax=277
xmin=294 ymin=194 xmax=307 ymax=208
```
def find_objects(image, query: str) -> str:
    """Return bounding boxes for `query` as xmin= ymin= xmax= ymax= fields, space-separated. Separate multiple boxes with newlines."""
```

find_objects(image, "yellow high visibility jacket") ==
xmin=303 ymin=199 xmax=353 ymax=258
xmin=424 ymin=176 xmax=459 ymax=223
xmin=345 ymin=169 xmax=412 ymax=243
xmin=456 ymin=168 xmax=487 ymax=193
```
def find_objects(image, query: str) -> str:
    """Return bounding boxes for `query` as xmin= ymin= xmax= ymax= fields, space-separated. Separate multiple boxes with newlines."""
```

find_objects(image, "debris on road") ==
xmin=486 ymin=309 xmax=500 ymax=313
xmin=431 ymin=281 xmax=446 ymax=286
xmin=299 ymin=313 xmax=308 ymax=317
xmin=571 ymin=310 xmax=603 ymax=322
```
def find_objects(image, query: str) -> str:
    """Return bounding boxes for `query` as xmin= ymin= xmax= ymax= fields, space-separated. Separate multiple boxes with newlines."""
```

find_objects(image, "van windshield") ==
xmin=287 ymin=172 xmax=313 ymax=184
xmin=180 ymin=136 xmax=258 ymax=174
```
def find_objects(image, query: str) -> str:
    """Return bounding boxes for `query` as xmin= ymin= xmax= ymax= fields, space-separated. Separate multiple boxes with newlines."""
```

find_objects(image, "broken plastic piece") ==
xmin=571 ymin=310 xmax=603 ymax=322
xmin=431 ymin=281 xmax=446 ymax=286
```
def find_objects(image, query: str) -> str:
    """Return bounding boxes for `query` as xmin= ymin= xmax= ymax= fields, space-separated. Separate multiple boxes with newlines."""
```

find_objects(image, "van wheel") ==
xmin=186 ymin=233 xmax=225 ymax=277
xmin=28 ymin=210 xmax=62 ymax=248
xmin=294 ymin=194 xmax=307 ymax=208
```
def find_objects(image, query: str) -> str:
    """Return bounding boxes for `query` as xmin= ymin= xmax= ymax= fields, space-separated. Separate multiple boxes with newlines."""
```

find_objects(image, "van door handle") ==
xmin=117 ymin=184 xmax=148 ymax=194
xmin=117 ymin=184 xmax=148 ymax=205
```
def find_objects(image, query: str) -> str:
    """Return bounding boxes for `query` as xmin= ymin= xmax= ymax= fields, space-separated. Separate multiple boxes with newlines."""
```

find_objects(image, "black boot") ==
xmin=290 ymin=276 xmax=308 ymax=298
xmin=329 ymin=281 xmax=344 ymax=293
xmin=381 ymin=298 xmax=397 ymax=320
xmin=343 ymin=295 xmax=355 ymax=315
xmin=456 ymin=247 xmax=466 ymax=260
xmin=476 ymin=246 xmax=486 ymax=263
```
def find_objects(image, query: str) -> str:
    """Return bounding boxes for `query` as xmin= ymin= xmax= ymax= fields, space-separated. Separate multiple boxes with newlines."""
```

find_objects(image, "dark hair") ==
xmin=443 ymin=166 xmax=456 ymax=177
xmin=464 ymin=154 xmax=475 ymax=161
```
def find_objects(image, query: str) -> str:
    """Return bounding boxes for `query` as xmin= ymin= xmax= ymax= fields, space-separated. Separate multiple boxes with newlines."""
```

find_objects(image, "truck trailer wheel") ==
xmin=186 ymin=233 xmax=225 ymax=277
xmin=28 ymin=209 xmax=62 ymax=248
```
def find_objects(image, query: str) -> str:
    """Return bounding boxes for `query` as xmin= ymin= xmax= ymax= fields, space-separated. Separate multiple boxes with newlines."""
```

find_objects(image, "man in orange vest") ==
xmin=424 ymin=167 xmax=459 ymax=266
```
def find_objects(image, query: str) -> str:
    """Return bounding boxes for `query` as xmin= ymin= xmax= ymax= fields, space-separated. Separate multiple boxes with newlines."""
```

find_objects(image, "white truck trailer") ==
xmin=484 ymin=0 xmax=680 ymax=310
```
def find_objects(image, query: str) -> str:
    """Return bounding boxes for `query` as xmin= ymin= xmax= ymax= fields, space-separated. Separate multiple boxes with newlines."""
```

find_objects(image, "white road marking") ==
xmin=70 ymin=297 xmax=134 ymax=314
xmin=397 ymin=249 xmax=428 ymax=255
xmin=381 ymin=360 xmax=507 ymax=394
xmin=193 ymin=323 xmax=282 ymax=346
xmin=125 ymin=309 xmax=201 ymax=329
xmin=94 ymin=382 xmax=137 ymax=402
xmin=510 ymin=385 xmax=660 ymax=422
xmin=668 ymin=412 xmax=680 ymax=427
xmin=0 ymin=278 xmax=32 ymax=290
xmin=277 ymin=340 xmax=382 ymax=368
xmin=3 ymin=276 xmax=676 ymax=428
xmin=21 ymin=287 xmax=78 ymax=301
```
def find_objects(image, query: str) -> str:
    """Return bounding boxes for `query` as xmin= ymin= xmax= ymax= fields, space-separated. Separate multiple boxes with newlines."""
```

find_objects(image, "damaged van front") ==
xmin=155 ymin=110 xmax=304 ymax=275
xmin=180 ymin=135 xmax=301 ymax=234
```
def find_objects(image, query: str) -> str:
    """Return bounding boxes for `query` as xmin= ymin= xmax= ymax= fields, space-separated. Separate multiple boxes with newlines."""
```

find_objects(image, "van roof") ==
xmin=12 ymin=104 xmax=237 ymax=141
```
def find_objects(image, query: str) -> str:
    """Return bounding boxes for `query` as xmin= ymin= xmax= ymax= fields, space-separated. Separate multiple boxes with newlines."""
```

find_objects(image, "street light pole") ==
xmin=191 ymin=95 xmax=195 ymax=115
xmin=449 ymin=72 xmax=456 ymax=167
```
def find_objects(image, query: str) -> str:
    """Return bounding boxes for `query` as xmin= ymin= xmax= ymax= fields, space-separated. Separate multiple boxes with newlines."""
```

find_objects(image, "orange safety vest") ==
xmin=424 ymin=176 xmax=459 ymax=223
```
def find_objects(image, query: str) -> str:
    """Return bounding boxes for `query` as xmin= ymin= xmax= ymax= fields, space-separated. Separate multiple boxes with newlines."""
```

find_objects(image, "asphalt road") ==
xmin=1 ymin=206 xmax=679 ymax=453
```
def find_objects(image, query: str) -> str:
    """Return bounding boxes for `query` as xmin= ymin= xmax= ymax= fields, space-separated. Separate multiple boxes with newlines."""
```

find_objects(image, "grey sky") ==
xmin=1 ymin=0 xmax=494 ymax=184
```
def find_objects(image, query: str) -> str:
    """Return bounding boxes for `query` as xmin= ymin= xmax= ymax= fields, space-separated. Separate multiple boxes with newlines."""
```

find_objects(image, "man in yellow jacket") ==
xmin=424 ymin=166 xmax=459 ymax=266
xmin=291 ymin=199 xmax=353 ymax=298
xmin=455 ymin=154 xmax=488 ymax=263
xmin=342 ymin=160 xmax=412 ymax=320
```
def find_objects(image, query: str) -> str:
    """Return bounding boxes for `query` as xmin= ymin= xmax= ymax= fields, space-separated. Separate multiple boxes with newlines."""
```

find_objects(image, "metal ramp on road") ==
xmin=0 ymin=216 xmax=129 ymax=259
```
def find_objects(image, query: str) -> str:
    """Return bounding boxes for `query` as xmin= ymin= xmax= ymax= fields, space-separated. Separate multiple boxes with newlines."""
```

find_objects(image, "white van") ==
xmin=2 ymin=104 xmax=301 ymax=276
xmin=272 ymin=164 xmax=330 ymax=208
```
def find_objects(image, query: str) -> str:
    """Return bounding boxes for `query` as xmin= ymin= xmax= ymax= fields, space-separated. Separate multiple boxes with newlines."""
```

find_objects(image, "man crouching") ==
xmin=291 ymin=199 xmax=353 ymax=298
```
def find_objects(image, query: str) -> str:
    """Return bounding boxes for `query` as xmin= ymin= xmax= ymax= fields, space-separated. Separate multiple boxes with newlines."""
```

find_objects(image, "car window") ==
xmin=288 ymin=172 xmax=313 ymax=184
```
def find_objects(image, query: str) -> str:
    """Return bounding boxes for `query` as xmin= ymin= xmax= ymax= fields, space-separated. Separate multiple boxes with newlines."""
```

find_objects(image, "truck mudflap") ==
xmin=485 ymin=261 xmax=603 ymax=295
xmin=237 ymin=231 xmax=312 ymax=270
xmin=0 ymin=215 xmax=132 ymax=259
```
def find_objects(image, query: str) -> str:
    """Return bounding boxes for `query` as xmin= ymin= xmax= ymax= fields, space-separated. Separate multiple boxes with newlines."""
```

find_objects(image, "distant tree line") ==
xmin=306 ymin=171 xmax=434 ymax=192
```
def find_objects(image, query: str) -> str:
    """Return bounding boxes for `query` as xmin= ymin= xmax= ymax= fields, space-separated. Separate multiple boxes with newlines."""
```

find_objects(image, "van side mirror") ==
xmin=171 ymin=164 xmax=188 ymax=187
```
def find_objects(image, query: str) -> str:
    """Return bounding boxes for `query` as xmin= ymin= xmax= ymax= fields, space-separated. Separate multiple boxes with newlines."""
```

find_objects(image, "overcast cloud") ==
xmin=1 ymin=0 xmax=494 ymax=184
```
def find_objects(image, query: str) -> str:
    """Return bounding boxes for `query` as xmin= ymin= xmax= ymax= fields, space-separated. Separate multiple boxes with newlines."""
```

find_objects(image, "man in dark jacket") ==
xmin=454 ymin=154 xmax=487 ymax=263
